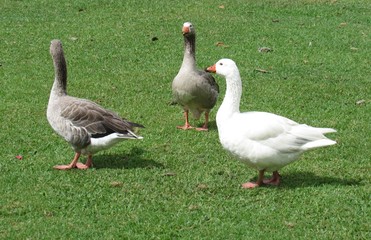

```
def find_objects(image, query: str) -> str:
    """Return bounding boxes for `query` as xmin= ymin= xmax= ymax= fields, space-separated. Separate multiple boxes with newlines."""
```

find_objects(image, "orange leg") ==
xmin=196 ymin=112 xmax=209 ymax=131
xmin=53 ymin=152 xmax=81 ymax=170
xmin=177 ymin=110 xmax=194 ymax=130
xmin=263 ymin=171 xmax=281 ymax=185
xmin=75 ymin=154 xmax=93 ymax=169
xmin=242 ymin=170 xmax=265 ymax=188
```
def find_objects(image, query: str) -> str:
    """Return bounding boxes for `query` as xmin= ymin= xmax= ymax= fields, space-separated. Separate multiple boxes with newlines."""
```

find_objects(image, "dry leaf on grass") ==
xmin=188 ymin=204 xmax=200 ymax=210
xmin=215 ymin=42 xmax=229 ymax=48
xmin=255 ymin=68 xmax=269 ymax=73
xmin=284 ymin=221 xmax=295 ymax=228
xmin=258 ymin=47 xmax=273 ymax=53
xmin=162 ymin=172 xmax=176 ymax=176
xmin=197 ymin=183 xmax=208 ymax=190
xmin=110 ymin=181 xmax=123 ymax=187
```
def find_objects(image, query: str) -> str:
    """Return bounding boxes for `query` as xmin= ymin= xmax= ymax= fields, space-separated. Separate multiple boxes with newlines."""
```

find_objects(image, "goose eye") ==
xmin=219 ymin=62 xmax=223 ymax=66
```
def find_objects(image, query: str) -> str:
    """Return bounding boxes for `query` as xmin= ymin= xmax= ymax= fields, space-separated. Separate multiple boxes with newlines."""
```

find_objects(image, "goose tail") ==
xmin=302 ymin=138 xmax=336 ymax=150
xmin=117 ymin=130 xmax=143 ymax=140
xmin=318 ymin=128 xmax=337 ymax=134
xmin=298 ymin=127 xmax=337 ymax=150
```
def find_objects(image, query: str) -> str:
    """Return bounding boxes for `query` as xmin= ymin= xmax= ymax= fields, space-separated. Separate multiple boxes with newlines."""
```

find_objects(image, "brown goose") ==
xmin=172 ymin=22 xmax=219 ymax=131
xmin=47 ymin=39 xmax=144 ymax=170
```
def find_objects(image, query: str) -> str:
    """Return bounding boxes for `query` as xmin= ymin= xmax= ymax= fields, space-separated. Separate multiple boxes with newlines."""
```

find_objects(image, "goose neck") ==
xmin=52 ymin=50 xmax=67 ymax=96
xmin=181 ymin=34 xmax=196 ymax=69
xmin=220 ymin=71 xmax=242 ymax=114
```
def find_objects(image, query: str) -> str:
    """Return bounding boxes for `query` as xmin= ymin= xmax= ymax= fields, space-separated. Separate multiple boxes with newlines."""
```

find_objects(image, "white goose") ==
xmin=47 ymin=39 xmax=144 ymax=170
xmin=206 ymin=59 xmax=336 ymax=188
xmin=172 ymin=22 xmax=219 ymax=131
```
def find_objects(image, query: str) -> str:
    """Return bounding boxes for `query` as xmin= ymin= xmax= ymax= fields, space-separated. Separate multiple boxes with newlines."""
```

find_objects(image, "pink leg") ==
xmin=53 ymin=152 xmax=81 ymax=170
xmin=177 ymin=110 xmax=194 ymax=130
xmin=196 ymin=112 xmax=209 ymax=131
xmin=75 ymin=154 xmax=93 ymax=169
xmin=263 ymin=171 xmax=281 ymax=186
xmin=242 ymin=170 xmax=265 ymax=188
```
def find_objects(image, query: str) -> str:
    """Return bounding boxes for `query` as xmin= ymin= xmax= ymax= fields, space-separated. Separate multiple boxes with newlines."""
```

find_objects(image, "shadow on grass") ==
xmin=206 ymin=120 xmax=217 ymax=131
xmin=193 ymin=120 xmax=218 ymax=131
xmin=278 ymin=171 xmax=363 ymax=189
xmin=92 ymin=147 xmax=164 ymax=170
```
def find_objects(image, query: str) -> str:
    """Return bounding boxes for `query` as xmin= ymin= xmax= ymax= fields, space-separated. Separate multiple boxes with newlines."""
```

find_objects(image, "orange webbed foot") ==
xmin=195 ymin=127 xmax=208 ymax=131
xmin=241 ymin=182 xmax=261 ymax=189
xmin=53 ymin=164 xmax=76 ymax=170
xmin=177 ymin=124 xmax=194 ymax=130
xmin=262 ymin=171 xmax=281 ymax=186
xmin=75 ymin=163 xmax=90 ymax=169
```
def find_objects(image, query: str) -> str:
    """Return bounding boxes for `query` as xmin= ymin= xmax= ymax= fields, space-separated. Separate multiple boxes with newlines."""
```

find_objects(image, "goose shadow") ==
xmin=273 ymin=171 xmax=363 ymax=189
xmin=192 ymin=120 xmax=217 ymax=131
xmin=205 ymin=120 xmax=217 ymax=131
xmin=92 ymin=147 xmax=164 ymax=170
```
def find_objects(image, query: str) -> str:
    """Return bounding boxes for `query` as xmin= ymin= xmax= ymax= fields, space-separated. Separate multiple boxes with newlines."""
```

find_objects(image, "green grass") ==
xmin=0 ymin=0 xmax=370 ymax=239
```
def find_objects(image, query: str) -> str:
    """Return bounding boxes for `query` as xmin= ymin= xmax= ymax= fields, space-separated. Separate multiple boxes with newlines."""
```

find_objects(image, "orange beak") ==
xmin=182 ymin=26 xmax=190 ymax=34
xmin=206 ymin=64 xmax=216 ymax=73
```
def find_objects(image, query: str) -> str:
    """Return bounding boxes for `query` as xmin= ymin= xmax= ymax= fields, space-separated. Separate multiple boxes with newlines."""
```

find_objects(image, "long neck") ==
xmin=51 ymin=49 xmax=67 ymax=96
xmin=181 ymin=34 xmax=196 ymax=70
xmin=219 ymin=70 xmax=242 ymax=116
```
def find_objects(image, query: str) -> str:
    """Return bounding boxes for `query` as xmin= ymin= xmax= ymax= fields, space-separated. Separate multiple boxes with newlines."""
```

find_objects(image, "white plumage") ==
xmin=206 ymin=58 xmax=336 ymax=188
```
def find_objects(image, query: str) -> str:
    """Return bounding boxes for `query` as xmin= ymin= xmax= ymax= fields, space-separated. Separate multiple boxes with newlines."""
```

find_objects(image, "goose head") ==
xmin=50 ymin=39 xmax=64 ymax=57
xmin=206 ymin=58 xmax=239 ymax=78
xmin=182 ymin=22 xmax=195 ymax=36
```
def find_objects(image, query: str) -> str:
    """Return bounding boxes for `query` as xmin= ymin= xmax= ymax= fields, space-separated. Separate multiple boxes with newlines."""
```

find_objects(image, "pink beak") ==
xmin=182 ymin=26 xmax=190 ymax=34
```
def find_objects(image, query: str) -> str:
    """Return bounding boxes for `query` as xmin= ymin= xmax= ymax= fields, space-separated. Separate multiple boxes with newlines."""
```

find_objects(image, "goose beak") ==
xmin=206 ymin=64 xmax=216 ymax=73
xmin=182 ymin=26 xmax=190 ymax=34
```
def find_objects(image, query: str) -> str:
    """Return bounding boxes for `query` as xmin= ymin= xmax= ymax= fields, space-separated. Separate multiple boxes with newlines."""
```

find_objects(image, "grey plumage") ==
xmin=172 ymin=22 xmax=219 ymax=130
xmin=47 ymin=39 xmax=143 ymax=169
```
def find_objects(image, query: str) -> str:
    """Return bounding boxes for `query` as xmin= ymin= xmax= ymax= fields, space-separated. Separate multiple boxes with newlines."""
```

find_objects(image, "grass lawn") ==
xmin=0 ymin=0 xmax=370 ymax=239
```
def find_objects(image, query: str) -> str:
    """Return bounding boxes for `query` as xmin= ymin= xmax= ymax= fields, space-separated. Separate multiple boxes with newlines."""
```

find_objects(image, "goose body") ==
xmin=172 ymin=22 xmax=219 ymax=131
xmin=206 ymin=59 xmax=336 ymax=188
xmin=47 ymin=39 xmax=143 ymax=170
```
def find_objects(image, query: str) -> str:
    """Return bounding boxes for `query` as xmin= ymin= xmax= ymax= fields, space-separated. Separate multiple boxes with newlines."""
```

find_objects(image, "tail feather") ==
xmin=293 ymin=125 xmax=337 ymax=150
xmin=117 ymin=130 xmax=143 ymax=140
xmin=318 ymin=128 xmax=337 ymax=134
xmin=302 ymin=139 xmax=336 ymax=150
